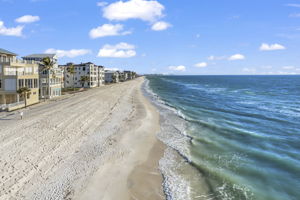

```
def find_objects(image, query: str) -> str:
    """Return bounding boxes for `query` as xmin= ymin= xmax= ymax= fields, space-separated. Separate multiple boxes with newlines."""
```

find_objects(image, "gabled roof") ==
xmin=0 ymin=48 xmax=17 ymax=56
xmin=22 ymin=54 xmax=56 ymax=59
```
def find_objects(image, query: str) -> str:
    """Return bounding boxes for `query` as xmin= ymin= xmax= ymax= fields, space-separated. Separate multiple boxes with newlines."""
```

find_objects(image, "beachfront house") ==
xmin=0 ymin=48 xmax=39 ymax=111
xmin=22 ymin=54 xmax=62 ymax=99
xmin=104 ymin=70 xmax=119 ymax=83
xmin=98 ymin=65 xmax=105 ymax=86
xmin=118 ymin=72 xmax=128 ymax=82
xmin=124 ymin=71 xmax=137 ymax=80
xmin=61 ymin=62 xmax=104 ymax=88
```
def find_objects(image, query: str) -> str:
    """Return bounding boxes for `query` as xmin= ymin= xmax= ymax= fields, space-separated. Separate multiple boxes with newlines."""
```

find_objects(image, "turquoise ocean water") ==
xmin=143 ymin=75 xmax=300 ymax=200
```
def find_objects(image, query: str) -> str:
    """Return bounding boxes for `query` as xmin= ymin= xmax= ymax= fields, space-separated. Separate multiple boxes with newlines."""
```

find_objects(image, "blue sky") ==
xmin=0 ymin=0 xmax=300 ymax=75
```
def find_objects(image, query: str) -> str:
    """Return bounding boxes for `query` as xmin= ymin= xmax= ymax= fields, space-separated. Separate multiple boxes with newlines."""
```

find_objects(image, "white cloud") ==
xmin=260 ymin=43 xmax=286 ymax=51
xmin=207 ymin=55 xmax=227 ymax=61
xmin=151 ymin=21 xmax=171 ymax=31
xmin=243 ymin=68 xmax=256 ymax=73
xmin=102 ymin=0 xmax=164 ymax=22
xmin=289 ymin=13 xmax=300 ymax=18
xmin=15 ymin=15 xmax=40 ymax=23
xmin=276 ymin=71 xmax=297 ymax=75
xmin=0 ymin=21 xmax=23 ymax=36
xmin=45 ymin=48 xmax=91 ymax=58
xmin=97 ymin=42 xmax=136 ymax=58
xmin=286 ymin=4 xmax=300 ymax=8
xmin=228 ymin=54 xmax=245 ymax=61
xmin=261 ymin=65 xmax=273 ymax=69
xmin=194 ymin=62 xmax=208 ymax=68
xmin=89 ymin=24 xmax=131 ymax=38
xmin=97 ymin=1 xmax=108 ymax=7
xmin=282 ymin=66 xmax=295 ymax=70
xmin=105 ymin=67 xmax=121 ymax=71
xmin=168 ymin=65 xmax=186 ymax=71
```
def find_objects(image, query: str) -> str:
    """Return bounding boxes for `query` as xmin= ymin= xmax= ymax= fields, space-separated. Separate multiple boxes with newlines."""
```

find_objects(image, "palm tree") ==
xmin=67 ymin=64 xmax=76 ymax=91
xmin=132 ymin=72 xmax=137 ymax=79
xmin=119 ymin=73 xmax=124 ymax=82
xmin=40 ymin=57 xmax=54 ymax=98
xmin=80 ymin=76 xmax=89 ymax=88
xmin=17 ymin=87 xmax=31 ymax=108
xmin=112 ymin=74 xmax=117 ymax=83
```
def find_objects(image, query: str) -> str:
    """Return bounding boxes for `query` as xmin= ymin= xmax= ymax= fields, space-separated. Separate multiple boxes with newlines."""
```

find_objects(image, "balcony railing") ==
xmin=0 ymin=57 xmax=38 ymax=64
xmin=3 ymin=70 xmax=39 ymax=76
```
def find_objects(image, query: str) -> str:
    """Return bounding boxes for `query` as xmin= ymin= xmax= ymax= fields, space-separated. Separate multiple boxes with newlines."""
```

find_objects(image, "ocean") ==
xmin=143 ymin=75 xmax=300 ymax=200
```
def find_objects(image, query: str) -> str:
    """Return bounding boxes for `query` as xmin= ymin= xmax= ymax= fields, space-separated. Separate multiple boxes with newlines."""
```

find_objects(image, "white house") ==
xmin=22 ymin=54 xmax=62 ymax=99
xmin=105 ymin=70 xmax=119 ymax=83
xmin=61 ymin=62 xmax=104 ymax=88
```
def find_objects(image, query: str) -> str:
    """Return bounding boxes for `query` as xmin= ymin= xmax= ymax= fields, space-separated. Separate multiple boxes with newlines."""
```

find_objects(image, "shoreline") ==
xmin=0 ymin=77 xmax=166 ymax=200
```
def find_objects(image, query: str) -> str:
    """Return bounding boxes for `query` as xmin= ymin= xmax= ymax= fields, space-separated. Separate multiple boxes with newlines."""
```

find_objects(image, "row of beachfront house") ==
xmin=0 ymin=48 xmax=137 ymax=111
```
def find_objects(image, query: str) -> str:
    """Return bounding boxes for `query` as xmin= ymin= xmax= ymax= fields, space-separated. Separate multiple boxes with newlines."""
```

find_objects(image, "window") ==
xmin=34 ymin=79 xmax=38 ymax=88
xmin=83 ymin=67 xmax=86 ymax=71
xmin=0 ymin=79 xmax=1 ymax=88
xmin=18 ymin=79 xmax=24 ymax=88
xmin=24 ymin=79 xmax=33 ymax=88
xmin=5 ymin=79 xmax=16 ymax=91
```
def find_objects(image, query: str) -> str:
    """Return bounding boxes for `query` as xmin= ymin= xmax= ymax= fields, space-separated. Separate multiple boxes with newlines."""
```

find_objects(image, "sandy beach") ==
xmin=0 ymin=77 xmax=165 ymax=200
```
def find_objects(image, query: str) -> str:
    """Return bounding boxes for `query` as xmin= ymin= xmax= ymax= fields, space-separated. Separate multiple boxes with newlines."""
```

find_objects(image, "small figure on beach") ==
xmin=20 ymin=111 xmax=24 ymax=120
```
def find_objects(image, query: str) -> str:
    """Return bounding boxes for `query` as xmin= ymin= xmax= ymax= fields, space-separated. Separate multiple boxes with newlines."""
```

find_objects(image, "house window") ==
xmin=18 ymin=79 xmax=24 ymax=88
xmin=83 ymin=67 xmax=85 ymax=71
xmin=34 ymin=79 xmax=38 ymax=88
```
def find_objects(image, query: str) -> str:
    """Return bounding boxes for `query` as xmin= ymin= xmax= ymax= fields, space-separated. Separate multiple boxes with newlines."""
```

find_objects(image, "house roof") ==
xmin=0 ymin=48 xmax=17 ymax=56
xmin=105 ymin=70 xmax=117 ymax=73
xmin=22 ymin=54 xmax=56 ymax=59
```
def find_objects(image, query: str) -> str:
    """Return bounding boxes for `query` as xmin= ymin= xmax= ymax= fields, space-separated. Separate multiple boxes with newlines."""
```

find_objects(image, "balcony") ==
xmin=0 ymin=57 xmax=38 ymax=65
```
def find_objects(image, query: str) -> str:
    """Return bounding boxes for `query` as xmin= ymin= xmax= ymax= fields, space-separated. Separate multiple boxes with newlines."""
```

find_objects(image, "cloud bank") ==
xmin=45 ymin=48 xmax=91 ymax=58
xmin=89 ymin=24 xmax=131 ymax=38
xmin=97 ymin=42 xmax=136 ymax=58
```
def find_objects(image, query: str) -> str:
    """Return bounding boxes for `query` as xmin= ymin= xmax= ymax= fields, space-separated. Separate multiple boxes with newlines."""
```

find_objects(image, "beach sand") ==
xmin=0 ymin=77 xmax=165 ymax=200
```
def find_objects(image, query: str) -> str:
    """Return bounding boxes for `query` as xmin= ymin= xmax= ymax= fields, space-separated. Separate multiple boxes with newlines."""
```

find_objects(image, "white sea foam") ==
xmin=159 ymin=148 xmax=192 ymax=200
xmin=143 ymin=78 xmax=194 ymax=200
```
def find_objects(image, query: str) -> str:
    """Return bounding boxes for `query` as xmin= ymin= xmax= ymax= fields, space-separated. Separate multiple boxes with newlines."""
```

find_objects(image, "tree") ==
xmin=119 ymin=73 xmax=125 ymax=82
xmin=67 ymin=64 xmax=76 ymax=91
xmin=112 ymin=74 xmax=117 ymax=83
xmin=17 ymin=87 xmax=31 ymax=108
xmin=132 ymin=72 xmax=137 ymax=79
xmin=40 ymin=57 xmax=55 ymax=98
xmin=80 ymin=76 xmax=89 ymax=87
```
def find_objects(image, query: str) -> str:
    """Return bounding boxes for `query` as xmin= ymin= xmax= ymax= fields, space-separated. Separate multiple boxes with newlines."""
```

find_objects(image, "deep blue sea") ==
xmin=144 ymin=75 xmax=300 ymax=200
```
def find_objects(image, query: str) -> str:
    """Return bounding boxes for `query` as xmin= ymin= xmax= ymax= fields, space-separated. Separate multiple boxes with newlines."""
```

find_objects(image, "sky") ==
xmin=0 ymin=0 xmax=300 ymax=75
